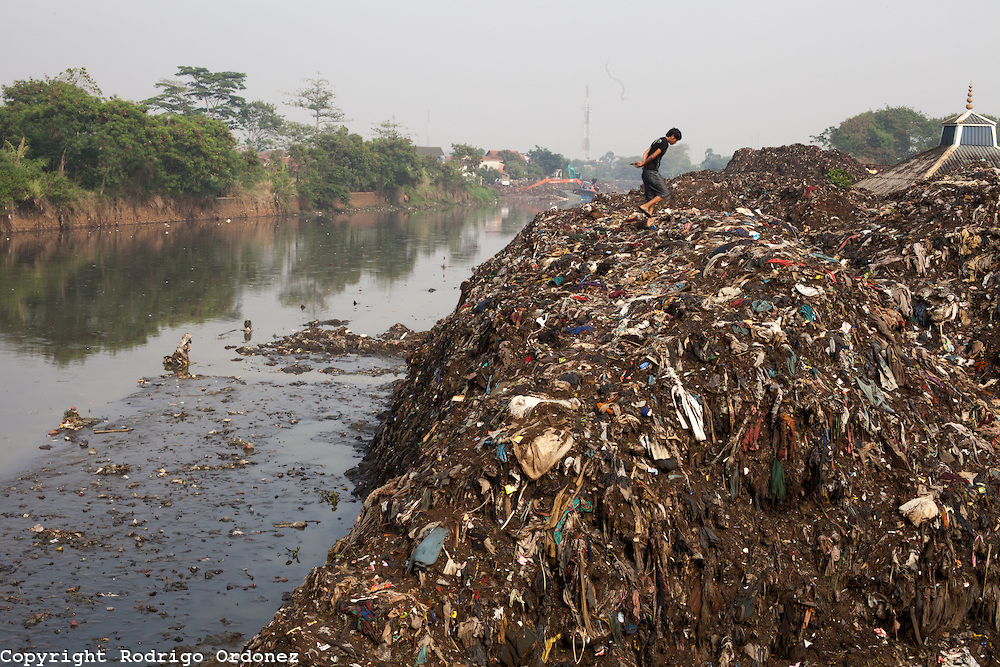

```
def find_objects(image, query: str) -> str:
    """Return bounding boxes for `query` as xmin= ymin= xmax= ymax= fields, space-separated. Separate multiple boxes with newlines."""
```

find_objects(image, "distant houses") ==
xmin=415 ymin=146 xmax=445 ymax=162
xmin=481 ymin=150 xmax=504 ymax=172
xmin=481 ymin=149 xmax=528 ymax=174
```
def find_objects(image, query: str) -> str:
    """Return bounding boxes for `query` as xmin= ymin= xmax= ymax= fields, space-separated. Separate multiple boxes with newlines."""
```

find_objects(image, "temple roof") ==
xmin=854 ymin=85 xmax=1000 ymax=195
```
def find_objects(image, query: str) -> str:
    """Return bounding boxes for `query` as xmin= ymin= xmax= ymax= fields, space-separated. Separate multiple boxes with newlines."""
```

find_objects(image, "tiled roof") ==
xmin=941 ymin=110 xmax=996 ymax=126
xmin=854 ymin=145 xmax=1000 ymax=195
xmin=415 ymin=147 xmax=445 ymax=158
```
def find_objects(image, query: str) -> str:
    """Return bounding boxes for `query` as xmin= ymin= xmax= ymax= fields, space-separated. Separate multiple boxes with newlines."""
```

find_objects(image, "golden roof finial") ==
xmin=966 ymin=83 xmax=974 ymax=110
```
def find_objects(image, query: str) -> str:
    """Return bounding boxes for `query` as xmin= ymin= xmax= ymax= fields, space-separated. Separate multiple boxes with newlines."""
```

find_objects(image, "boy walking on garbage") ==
xmin=633 ymin=128 xmax=682 ymax=215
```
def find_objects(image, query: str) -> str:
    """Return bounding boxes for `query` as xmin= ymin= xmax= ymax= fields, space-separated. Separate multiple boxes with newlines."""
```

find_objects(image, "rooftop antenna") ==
xmin=582 ymin=86 xmax=591 ymax=160
xmin=967 ymin=83 xmax=974 ymax=110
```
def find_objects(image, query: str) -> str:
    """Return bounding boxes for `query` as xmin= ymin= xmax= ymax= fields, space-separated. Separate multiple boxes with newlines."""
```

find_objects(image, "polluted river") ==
xmin=0 ymin=204 xmax=544 ymax=657
xmin=10 ymin=145 xmax=1000 ymax=667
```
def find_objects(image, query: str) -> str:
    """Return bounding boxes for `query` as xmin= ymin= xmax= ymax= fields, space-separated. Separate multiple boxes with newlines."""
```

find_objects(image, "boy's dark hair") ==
xmin=667 ymin=128 xmax=682 ymax=140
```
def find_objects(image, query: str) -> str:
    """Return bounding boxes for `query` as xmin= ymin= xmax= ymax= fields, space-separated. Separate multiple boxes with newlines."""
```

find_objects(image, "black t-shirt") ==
xmin=645 ymin=136 xmax=671 ymax=171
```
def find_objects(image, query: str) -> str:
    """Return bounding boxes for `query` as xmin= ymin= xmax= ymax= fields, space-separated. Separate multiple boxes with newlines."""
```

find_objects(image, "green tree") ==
xmin=0 ymin=73 xmax=260 ymax=205
xmin=146 ymin=66 xmax=247 ymax=129
xmin=422 ymin=154 xmax=467 ymax=194
xmin=155 ymin=114 xmax=246 ymax=197
xmin=52 ymin=67 xmax=103 ymax=97
xmin=0 ymin=77 xmax=102 ymax=178
xmin=371 ymin=120 xmax=419 ymax=194
xmin=0 ymin=138 xmax=40 ymax=213
xmin=478 ymin=165 xmax=502 ymax=185
xmin=275 ymin=120 xmax=318 ymax=150
xmin=526 ymin=146 xmax=566 ymax=179
xmin=700 ymin=148 xmax=730 ymax=172
xmin=498 ymin=150 xmax=528 ymax=179
xmin=811 ymin=106 xmax=940 ymax=165
xmin=450 ymin=143 xmax=482 ymax=172
xmin=145 ymin=79 xmax=194 ymax=116
xmin=91 ymin=97 xmax=161 ymax=196
xmin=288 ymin=74 xmax=345 ymax=131
xmin=239 ymin=101 xmax=284 ymax=152
xmin=290 ymin=125 xmax=374 ymax=208
xmin=0 ymin=137 xmax=79 ymax=212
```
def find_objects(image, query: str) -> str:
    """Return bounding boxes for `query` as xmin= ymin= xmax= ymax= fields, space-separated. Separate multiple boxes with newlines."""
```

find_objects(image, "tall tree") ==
xmin=811 ymin=106 xmax=940 ymax=165
xmin=288 ymin=74 xmax=345 ymax=130
xmin=371 ymin=120 xmax=419 ymax=193
xmin=145 ymin=79 xmax=194 ymax=116
xmin=239 ymin=101 xmax=283 ymax=153
xmin=146 ymin=67 xmax=247 ymax=130
xmin=176 ymin=66 xmax=247 ymax=128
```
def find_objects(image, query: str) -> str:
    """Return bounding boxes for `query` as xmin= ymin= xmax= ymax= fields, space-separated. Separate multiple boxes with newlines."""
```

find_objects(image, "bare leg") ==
xmin=640 ymin=196 xmax=663 ymax=215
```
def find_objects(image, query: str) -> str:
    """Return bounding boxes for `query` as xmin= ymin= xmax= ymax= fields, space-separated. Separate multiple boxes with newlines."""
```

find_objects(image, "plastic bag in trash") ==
xmin=513 ymin=428 xmax=574 ymax=480
xmin=405 ymin=526 xmax=449 ymax=574
xmin=898 ymin=496 xmax=938 ymax=527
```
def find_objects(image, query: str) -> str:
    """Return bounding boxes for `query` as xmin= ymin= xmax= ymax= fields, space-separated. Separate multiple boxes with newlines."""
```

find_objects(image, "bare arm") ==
xmin=633 ymin=148 xmax=663 ymax=168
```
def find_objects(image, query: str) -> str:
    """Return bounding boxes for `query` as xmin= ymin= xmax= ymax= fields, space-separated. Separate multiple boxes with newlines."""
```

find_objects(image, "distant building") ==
xmin=415 ymin=147 xmax=445 ymax=162
xmin=480 ymin=149 xmax=529 ymax=174
xmin=481 ymin=153 xmax=504 ymax=172
xmin=854 ymin=85 xmax=1000 ymax=195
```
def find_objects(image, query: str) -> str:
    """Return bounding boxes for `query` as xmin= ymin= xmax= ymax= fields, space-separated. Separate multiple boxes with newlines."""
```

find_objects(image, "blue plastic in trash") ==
xmin=406 ymin=526 xmax=450 ymax=574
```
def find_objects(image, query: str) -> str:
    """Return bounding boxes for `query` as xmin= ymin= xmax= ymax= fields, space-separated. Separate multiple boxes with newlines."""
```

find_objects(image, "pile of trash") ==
xmin=723 ymin=144 xmax=871 ymax=183
xmin=669 ymin=143 xmax=880 ymax=229
xmin=49 ymin=406 xmax=99 ymax=434
xmin=243 ymin=150 xmax=1000 ymax=666
xmin=235 ymin=321 xmax=424 ymax=364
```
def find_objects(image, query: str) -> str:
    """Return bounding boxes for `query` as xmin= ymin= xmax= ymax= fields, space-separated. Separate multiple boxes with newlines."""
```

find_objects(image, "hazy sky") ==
xmin=6 ymin=0 xmax=998 ymax=163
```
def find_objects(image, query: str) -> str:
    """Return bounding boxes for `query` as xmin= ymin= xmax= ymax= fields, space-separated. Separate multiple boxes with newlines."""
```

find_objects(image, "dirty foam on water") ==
xmin=0 ymin=355 xmax=404 ymax=655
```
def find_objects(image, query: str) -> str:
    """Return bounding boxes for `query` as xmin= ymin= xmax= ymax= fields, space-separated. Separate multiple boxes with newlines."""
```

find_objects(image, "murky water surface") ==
xmin=0 ymin=204 xmax=548 ymax=654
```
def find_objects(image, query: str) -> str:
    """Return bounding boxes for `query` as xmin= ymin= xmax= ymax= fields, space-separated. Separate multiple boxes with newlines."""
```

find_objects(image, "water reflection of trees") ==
xmin=275 ymin=207 xmax=529 ymax=311
xmin=0 ymin=206 xmax=532 ymax=364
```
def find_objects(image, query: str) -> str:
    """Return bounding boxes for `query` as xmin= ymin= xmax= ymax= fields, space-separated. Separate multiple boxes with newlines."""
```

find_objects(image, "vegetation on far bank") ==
xmin=0 ymin=68 xmax=493 ymax=218
xmin=3 ymin=67 xmax=992 ymax=217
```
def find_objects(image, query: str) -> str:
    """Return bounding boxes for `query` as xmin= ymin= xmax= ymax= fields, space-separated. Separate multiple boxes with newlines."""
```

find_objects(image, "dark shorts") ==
xmin=641 ymin=169 xmax=668 ymax=201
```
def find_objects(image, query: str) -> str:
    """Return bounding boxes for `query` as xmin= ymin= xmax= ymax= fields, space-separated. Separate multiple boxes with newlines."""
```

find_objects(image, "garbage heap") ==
xmin=244 ymin=155 xmax=1000 ymax=667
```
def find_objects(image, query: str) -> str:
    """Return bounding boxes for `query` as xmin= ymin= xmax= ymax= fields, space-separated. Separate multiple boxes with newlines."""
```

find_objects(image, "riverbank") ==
xmin=1 ymin=193 xmax=297 ymax=234
xmin=1 ymin=189 xmax=497 ymax=234
xmin=240 ymin=148 xmax=1000 ymax=666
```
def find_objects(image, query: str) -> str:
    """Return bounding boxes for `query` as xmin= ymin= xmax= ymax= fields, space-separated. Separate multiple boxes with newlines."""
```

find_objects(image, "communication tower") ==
xmin=582 ymin=86 xmax=591 ymax=160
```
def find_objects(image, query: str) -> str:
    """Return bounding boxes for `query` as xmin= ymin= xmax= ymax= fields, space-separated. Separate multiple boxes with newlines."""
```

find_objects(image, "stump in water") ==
xmin=163 ymin=333 xmax=193 ymax=377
